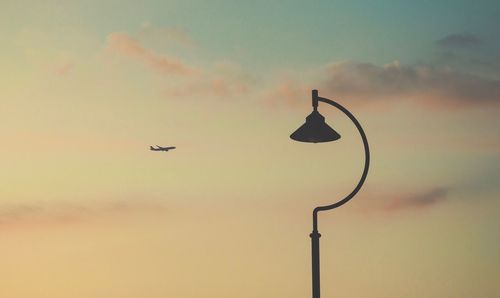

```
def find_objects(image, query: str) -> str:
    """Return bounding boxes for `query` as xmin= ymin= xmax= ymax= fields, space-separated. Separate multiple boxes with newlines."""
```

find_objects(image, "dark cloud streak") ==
xmin=383 ymin=187 xmax=449 ymax=212
xmin=436 ymin=33 xmax=482 ymax=49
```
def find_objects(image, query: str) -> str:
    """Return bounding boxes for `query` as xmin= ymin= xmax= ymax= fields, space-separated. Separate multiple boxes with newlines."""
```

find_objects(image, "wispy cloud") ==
xmin=139 ymin=22 xmax=197 ymax=49
xmin=165 ymin=77 xmax=250 ymax=98
xmin=53 ymin=61 xmax=74 ymax=76
xmin=165 ymin=60 xmax=254 ymax=98
xmin=106 ymin=32 xmax=197 ymax=76
xmin=106 ymin=27 xmax=254 ymax=98
xmin=0 ymin=198 xmax=167 ymax=227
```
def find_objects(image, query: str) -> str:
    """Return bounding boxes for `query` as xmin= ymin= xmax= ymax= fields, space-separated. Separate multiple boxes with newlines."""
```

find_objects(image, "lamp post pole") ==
xmin=291 ymin=90 xmax=370 ymax=298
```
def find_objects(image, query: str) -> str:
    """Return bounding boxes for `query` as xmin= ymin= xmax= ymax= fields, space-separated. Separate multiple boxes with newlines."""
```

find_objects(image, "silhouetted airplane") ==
xmin=150 ymin=145 xmax=176 ymax=152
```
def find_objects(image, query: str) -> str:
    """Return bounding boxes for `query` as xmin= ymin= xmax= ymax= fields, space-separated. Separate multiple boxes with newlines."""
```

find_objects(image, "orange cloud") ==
xmin=54 ymin=61 xmax=73 ymax=76
xmin=139 ymin=22 xmax=197 ymax=48
xmin=106 ymin=29 xmax=252 ymax=98
xmin=166 ymin=77 xmax=250 ymax=98
xmin=263 ymin=78 xmax=311 ymax=108
xmin=164 ymin=60 xmax=254 ymax=98
xmin=0 ymin=198 xmax=167 ymax=228
xmin=106 ymin=32 xmax=197 ymax=76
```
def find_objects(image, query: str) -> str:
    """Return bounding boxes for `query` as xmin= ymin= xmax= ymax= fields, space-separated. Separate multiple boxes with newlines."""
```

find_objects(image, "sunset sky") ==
xmin=1 ymin=1 xmax=500 ymax=297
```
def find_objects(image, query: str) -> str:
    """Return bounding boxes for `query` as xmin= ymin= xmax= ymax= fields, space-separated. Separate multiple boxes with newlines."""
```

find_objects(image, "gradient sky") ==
xmin=1 ymin=1 xmax=500 ymax=297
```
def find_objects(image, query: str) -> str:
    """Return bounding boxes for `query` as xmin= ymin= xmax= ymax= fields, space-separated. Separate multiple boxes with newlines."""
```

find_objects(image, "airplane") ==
xmin=150 ymin=145 xmax=176 ymax=152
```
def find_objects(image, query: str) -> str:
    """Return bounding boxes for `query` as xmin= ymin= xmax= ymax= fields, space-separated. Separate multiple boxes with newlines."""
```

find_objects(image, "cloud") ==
xmin=357 ymin=187 xmax=450 ymax=214
xmin=263 ymin=78 xmax=311 ymax=108
xmin=268 ymin=60 xmax=500 ymax=108
xmin=436 ymin=33 xmax=482 ymax=49
xmin=382 ymin=187 xmax=449 ymax=212
xmin=433 ymin=33 xmax=500 ymax=79
xmin=106 ymin=28 xmax=253 ymax=98
xmin=0 ymin=198 xmax=167 ymax=227
xmin=322 ymin=60 xmax=500 ymax=106
xmin=54 ymin=61 xmax=73 ymax=76
xmin=166 ymin=78 xmax=250 ymax=98
xmin=139 ymin=22 xmax=197 ymax=48
xmin=164 ymin=60 xmax=255 ymax=98
xmin=106 ymin=32 xmax=197 ymax=76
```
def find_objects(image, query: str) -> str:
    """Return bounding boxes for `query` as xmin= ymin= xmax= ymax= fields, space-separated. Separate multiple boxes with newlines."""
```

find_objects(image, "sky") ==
xmin=1 ymin=1 xmax=500 ymax=297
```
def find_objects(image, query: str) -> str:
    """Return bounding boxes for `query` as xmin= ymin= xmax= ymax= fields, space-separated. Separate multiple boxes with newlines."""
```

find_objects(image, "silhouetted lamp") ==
xmin=290 ymin=90 xmax=370 ymax=298
xmin=290 ymin=109 xmax=341 ymax=143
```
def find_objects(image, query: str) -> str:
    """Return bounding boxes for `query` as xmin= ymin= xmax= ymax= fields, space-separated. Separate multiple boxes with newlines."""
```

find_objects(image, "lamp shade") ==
xmin=290 ymin=110 xmax=341 ymax=143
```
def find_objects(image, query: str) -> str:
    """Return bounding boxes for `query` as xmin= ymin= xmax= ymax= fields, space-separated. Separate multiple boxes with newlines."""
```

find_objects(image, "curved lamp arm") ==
xmin=311 ymin=92 xmax=370 ymax=232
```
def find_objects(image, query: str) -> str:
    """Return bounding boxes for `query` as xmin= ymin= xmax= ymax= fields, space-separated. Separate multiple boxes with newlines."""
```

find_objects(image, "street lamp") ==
xmin=290 ymin=90 xmax=370 ymax=298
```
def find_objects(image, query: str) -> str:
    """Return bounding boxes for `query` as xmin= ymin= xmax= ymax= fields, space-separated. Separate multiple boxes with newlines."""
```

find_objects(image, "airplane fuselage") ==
xmin=150 ymin=145 xmax=176 ymax=151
